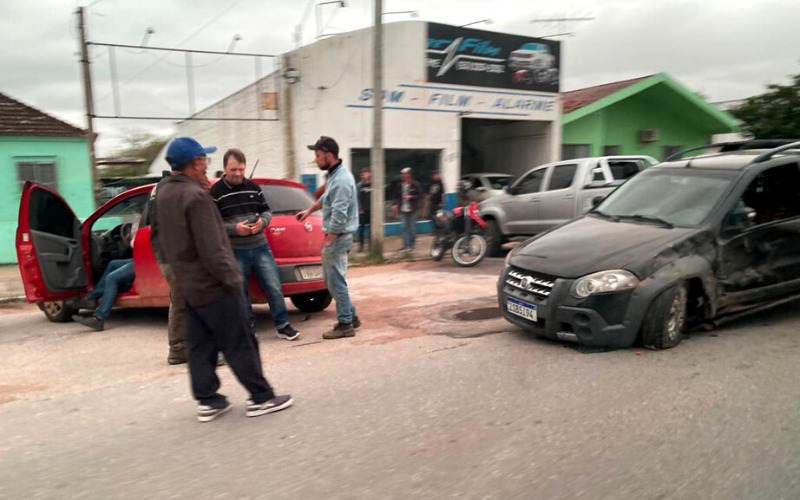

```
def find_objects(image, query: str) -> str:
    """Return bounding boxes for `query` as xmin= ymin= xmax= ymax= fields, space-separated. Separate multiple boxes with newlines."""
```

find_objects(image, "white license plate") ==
xmin=299 ymin=265 xmax=324 ymax=280
xmin=506 ymin=297 xmax=537 ymax=322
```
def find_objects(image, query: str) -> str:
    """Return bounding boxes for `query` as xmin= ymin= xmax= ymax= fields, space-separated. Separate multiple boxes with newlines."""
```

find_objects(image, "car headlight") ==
xmin=570 ymin=270 xmax=639 ymax=299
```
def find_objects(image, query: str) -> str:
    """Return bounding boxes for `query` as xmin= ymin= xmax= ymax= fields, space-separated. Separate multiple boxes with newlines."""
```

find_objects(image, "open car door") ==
xmin=16 ymin=181 xmax=88 ymax=302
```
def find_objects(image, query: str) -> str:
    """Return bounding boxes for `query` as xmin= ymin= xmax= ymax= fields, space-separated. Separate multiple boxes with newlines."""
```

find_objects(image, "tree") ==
xmin=731 ymin=72 xmax=800 ymax=139
xmin=100 ymin=129 xmax=169 ymax=177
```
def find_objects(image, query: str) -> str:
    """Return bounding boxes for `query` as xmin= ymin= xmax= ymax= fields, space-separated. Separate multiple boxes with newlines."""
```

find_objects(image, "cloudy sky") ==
xmin=2 ymin=0 xmax=798 ymax=156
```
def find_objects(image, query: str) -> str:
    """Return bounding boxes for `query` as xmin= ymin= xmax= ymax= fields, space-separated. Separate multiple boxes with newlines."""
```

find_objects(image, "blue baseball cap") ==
xmin=165 ymin=137 xmax=217 ymax=170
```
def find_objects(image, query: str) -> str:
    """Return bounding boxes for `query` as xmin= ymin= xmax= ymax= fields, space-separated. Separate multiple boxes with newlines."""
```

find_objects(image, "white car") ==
xmin=460 ymin=173 xmax=514 ymax=202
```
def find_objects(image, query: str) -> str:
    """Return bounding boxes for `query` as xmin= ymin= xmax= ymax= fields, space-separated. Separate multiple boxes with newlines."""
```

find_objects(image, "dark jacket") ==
xmin=357 ymin=180 xmax=372 ymax=214
xmin=209 ymin=176 xmax=273 ymax=250
xmin=155 ymin=174 xmax=243 ymax=307
xmin=392 ymin=180 xmax=424 ymax=213
xmin=147 ymin=174 xmax=170 ymax=264
xmin=428 ymin=180 xmax=444 ymax=215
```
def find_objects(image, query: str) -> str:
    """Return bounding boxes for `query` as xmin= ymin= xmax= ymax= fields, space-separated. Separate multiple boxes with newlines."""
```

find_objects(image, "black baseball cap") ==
xmin=307 ymin=136 xmax=339 ymax=154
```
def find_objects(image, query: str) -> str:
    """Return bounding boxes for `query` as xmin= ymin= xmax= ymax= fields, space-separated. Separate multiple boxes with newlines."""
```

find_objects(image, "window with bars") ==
xmin=17 ymin=161 xmax=57 ymax=192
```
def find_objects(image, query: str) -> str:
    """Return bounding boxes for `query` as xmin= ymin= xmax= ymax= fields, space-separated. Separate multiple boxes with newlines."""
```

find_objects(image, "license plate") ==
xmin=298 ymin=265 xmax=324 ymax=280
xmin=506 ymin=297 xmax=537 ymax=322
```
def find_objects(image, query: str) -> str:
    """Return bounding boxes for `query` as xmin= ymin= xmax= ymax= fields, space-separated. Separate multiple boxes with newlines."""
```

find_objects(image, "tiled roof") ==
xmin=0 ymin=92 xmax=85 ymax=138
xmin=562 ymin=75 xmax=652 ymax=114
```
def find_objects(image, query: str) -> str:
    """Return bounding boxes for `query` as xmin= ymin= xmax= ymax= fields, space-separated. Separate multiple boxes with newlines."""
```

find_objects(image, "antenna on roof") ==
xmin=249 ymin=159 xmax=260 ymax=178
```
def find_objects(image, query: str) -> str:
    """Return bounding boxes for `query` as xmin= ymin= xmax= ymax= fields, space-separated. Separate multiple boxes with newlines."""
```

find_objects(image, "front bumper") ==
xmin=497 ymin=266 xmax=642 ymax=348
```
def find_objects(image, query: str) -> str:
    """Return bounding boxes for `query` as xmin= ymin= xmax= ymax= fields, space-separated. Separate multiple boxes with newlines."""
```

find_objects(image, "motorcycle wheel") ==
xmin=452 ymin=234 xmax=487 ymax=267
xmin=430 ymin=236 xmax=445 ymax=261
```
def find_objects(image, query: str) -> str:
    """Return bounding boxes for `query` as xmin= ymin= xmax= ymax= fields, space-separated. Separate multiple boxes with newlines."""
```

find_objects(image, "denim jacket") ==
xmin=322 ymin=163 xmax=359 ymax=234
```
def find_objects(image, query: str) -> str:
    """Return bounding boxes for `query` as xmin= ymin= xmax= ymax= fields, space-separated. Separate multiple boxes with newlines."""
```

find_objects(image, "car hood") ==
xmin=509 ymin=215 xmax=707 ymax=278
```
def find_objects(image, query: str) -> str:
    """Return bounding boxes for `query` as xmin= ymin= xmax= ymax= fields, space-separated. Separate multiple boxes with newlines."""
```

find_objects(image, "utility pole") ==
xmin=369 ymin=0 xmax=385 ymax=258
xmin=77 ymin=6 xmax=99 ymax=208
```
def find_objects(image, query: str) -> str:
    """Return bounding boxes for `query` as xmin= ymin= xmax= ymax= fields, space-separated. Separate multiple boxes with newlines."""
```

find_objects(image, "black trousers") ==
xmin=357 ymin=212 xmax=370 ymax=250
xmin=185 ymin=293 xmax=275 ymax=406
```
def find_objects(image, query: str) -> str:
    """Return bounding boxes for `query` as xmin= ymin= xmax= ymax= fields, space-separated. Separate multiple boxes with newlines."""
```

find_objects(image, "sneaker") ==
xmin=246 ymin=395 xmax=294 ymax=417
xmin=352 ymin=315 xmax=362 ymax=329
xmin=167 ymin=350 xmax=187 ymax=365
xmin=72 ymin=314 xmax=104 ymax=332
xmin=66 ymin=296 xmax=98 ymax=310
xmin=277 ymin=324 xmax=301 ymax=341
xmin=323 ymin=322 xmax=355 ymax=339
xmin=197 ymin=401 xmax=232 ymax=423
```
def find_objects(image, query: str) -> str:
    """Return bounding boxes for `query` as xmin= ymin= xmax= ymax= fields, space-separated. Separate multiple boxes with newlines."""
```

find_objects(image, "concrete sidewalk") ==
xmin=0 ymin=233 xmax=436 ymax=302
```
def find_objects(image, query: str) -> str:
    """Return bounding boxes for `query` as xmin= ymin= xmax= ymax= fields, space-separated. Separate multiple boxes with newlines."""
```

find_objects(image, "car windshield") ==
xmin=486 ymin=176 xmax=512 ymax=189
xmin=594 ymin=168 xmax=738 ymax=227
xmin=261 ymin=184 xmax=314 ymax=214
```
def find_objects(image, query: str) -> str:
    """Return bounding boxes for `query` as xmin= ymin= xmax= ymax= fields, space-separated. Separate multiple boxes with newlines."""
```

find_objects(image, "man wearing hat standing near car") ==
xmin=157 ymin=136 xmax=293 ymax=422
xmin=296 ymin=136 xmax=361 ymax=340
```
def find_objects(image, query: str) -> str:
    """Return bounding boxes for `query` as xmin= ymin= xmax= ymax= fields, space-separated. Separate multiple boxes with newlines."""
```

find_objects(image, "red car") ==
xmin=16 ymin=178 xmax=331 ymax=322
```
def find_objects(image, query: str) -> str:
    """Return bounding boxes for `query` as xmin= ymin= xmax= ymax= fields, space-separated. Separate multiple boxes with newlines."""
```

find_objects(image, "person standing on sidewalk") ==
xmin=356 ymin=168 xmax=372 ymax=253
xmin=427 ymin=169 xmax=444 ymax=222
xmin=157 ymin=137 xmax=292 ymax=422
xmin=210 ymin=148 xmax=300 ymax=341
xmin=391 ymin=167 xmax=424 ymax=252
xmin=296 ymin=136 xmax=360 ymax=340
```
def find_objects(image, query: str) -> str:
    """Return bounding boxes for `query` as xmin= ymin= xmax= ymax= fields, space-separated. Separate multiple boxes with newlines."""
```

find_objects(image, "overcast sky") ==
xmin=2 ymin=0 xmax=798 ymax=156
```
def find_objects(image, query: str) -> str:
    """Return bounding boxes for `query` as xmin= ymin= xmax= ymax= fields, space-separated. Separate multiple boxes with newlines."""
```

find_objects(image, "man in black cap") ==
xmin=157 ymin=136 xmax=292 ymax=422
xmin=296 ymin=136 xmax=361 ymax=339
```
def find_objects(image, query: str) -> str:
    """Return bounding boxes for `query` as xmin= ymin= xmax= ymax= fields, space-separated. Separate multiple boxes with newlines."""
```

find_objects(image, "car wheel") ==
xmin=290 ymin=290 xmax=332 ymax=313
xmin=38 ymin=301 xmax=79 ymax=323
xmin=640 ymin=283 xmax=687 ymax=350
xmin=485 ymin=219 xmax=503 ymax=258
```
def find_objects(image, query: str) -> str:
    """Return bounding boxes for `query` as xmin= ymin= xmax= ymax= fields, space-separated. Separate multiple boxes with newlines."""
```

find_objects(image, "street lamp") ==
xmin=459 ymin=19 xmax=492 ymax=28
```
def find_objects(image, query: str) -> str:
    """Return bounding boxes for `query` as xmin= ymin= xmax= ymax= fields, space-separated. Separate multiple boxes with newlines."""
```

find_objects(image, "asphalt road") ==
xmin=2 ymin=259 xmax=800 ymax=499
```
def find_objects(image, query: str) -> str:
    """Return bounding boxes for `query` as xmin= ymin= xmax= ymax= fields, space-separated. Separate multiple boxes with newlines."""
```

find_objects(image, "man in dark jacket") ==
xmin=209 ymin=148 xmax=299 ymax=341
xmin=156 ymin=137 xmax=292 ymax=423
xmin=391 ymin=167 xmax=424 ymax=252
xmin=356 ymin=168 xmax=372 ymax=253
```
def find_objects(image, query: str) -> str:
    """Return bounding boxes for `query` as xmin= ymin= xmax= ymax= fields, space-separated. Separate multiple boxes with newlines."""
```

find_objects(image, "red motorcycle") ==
xmin=429 ymin=201 xmax=488 ymax=267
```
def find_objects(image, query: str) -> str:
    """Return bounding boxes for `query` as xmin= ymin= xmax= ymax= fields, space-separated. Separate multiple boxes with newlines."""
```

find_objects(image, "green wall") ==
xmin=0 ymin=136 xmax=94 ymax=263
xmin=563 ymin=84 xmax=738 ymax=160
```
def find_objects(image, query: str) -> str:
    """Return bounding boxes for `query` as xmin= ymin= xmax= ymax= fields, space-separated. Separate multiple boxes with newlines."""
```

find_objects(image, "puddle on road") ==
xmin=452 ymin=307 xmax=501 ymax=321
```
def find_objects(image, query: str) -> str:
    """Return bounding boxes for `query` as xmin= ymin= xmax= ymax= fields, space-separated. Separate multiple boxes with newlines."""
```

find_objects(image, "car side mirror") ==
xmin=591 ymin=196 xmax=604 ymax=208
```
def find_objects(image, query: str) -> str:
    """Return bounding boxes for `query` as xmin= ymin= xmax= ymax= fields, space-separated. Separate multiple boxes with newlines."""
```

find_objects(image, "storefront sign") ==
xmin=426 ymin=22 xmax=560 ymax=93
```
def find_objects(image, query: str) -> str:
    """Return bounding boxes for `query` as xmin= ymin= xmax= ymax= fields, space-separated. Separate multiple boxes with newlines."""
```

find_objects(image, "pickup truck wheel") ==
xmin=290 ymin=290 xmax=332 ymax=313
xmin=485 ymin=220 xmax=503 ymax=258
xmin=38 ymin=301 xmax=79 ymax=323
xmin=641 ymin=283 xmax=687 ymax=350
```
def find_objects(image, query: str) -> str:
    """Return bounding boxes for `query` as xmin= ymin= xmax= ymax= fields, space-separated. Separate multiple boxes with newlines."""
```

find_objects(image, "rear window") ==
xmin=486 ymin=176 xmax=512 ymax=189
xmin=261 ymin=184 xmax=314 ymax=214
xmin=608 ymin=160 xmax=642 ymax=181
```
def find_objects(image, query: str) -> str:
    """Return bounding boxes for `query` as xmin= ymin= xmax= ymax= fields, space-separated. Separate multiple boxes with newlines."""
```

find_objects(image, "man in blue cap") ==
xmin=156 ymin=137 xmax=292 ymax=422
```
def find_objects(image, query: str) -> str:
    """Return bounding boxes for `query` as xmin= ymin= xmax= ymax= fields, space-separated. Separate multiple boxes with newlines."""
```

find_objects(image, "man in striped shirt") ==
xmin=209 ymin=148 xmax=300 ymax=341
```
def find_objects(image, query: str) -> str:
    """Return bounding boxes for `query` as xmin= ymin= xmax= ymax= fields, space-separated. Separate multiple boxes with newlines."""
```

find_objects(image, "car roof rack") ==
xmin=752 ymin=140 xmax=800 ymax=163
xmin=665 ymin=139 xmax=800 ymax=163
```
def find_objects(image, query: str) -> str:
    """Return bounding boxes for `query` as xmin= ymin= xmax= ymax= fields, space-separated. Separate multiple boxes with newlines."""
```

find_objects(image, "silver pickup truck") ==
xmin=479 ymin=156 xmax=657 ymax=256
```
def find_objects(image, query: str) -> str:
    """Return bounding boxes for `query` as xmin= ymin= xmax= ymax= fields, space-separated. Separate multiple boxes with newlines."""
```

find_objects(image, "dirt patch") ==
xmin=0 ymin=383 xmax=48 ymax=404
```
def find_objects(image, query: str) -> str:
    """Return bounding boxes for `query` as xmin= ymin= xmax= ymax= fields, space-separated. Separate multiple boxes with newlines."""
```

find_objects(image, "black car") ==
xmin=498 ymin=140 xmax=800 ymax=350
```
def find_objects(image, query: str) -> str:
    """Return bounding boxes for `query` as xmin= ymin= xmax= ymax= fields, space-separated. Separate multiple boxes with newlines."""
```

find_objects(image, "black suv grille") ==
xmin=505 ymin=267 xmax=556 ymax=299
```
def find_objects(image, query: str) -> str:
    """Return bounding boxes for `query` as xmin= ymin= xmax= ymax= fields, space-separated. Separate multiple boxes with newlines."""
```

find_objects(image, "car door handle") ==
xmin=564 ymin=194 xmax=574 ymax=199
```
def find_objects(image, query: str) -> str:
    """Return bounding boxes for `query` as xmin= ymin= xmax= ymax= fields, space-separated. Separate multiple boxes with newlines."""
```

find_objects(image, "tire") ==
xmin=485 ymin=219 xmax=503 ymax=257
xmin=640 ymin=283 xmax=687 ymax=350
xmin=452 ymin=235 xmax=487 ymax=267
xmin=38 ymin=301 xmax=79 ymax=323
xmin=290 ymin=290 xmax=332 ymax=313
xmin=430 ymin=236 xmax=445 ymax=261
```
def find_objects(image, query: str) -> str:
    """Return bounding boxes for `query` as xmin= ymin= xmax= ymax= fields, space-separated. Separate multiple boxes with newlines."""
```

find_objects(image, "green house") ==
xmin=561 ymin=73 xmax=741 ymax=161
xmin=0 ymin=92 xmax=94 ymax=264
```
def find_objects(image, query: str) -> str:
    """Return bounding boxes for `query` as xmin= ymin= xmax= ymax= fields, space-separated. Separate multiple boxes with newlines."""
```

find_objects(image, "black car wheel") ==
xmin=38 ymin=301 xmax=79 ymax=323
xmin=485 ymin=219 xmax=503 ymax=257
xmin=641 ymin=283 xmax=687 ymax=350
xmin=290 ymin=290 xmax=332 ymax=313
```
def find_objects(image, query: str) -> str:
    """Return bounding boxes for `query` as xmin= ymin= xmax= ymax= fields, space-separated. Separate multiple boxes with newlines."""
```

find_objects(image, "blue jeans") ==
xmin=400 ymin=211 xmax=417 ymax=249
xmin=233 ymin=245 xmax=289 ymax=330
xmin=89 ymin=258 xmax=134 ymax=320
xmin=322 ymin=233 xmax=356 ymax=324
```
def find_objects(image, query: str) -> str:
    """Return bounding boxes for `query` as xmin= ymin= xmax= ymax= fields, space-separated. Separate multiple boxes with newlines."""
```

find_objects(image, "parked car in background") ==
xmin=16 ymin=178 xmax=331 ymax=322
xmin=479 ymin=156 xmax=657 ymax=256
xmin=499 ymin=140 xmax=800 ymax=350
xmin=460 ymin=173 xmax=514 ymax=202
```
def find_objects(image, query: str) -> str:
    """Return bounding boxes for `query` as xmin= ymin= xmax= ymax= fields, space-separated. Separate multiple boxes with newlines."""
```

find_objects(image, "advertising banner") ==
xmin=426 ymin=23 xmax=560 ymax=93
